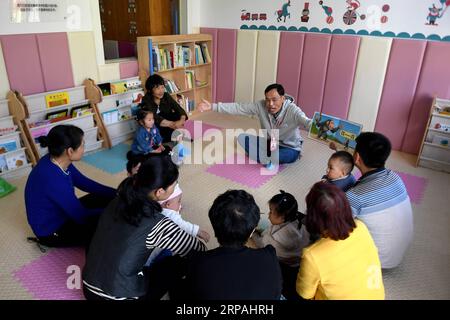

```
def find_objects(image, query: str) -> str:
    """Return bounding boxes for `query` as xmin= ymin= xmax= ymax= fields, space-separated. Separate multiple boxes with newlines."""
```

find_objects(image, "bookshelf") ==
xmin=137 ymin=34 xmax=212 ymax=116
xmin=7 ymin=86 xmax=108 ymax=161
xmin=84 ymin=76 xmax=144 ymax=147
xmin=0 ymin=97 xmax=36 ymax=180
xmin=416 ymin=97 xmax=450 ymax=173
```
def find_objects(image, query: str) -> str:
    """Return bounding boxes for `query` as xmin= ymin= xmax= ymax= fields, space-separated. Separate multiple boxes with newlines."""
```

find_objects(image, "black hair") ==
xmin=269 ymin=190 xmax=303 ymax=229
xmin=329 ymin=151 xmax=354 ymax=175
xmin=37 ymin=125 xmax=84 ymax=157
xmin=208 ymin=190 xmax=260 ymax=247
xmin=145 ymin=74 xmax=165 ymax=92
xmin=354 ymin=132 xmax=391 ymax=168
xmin=264 ymin=83 xmax=285 ymax=96
xmin=136 ymin=108 xmax=154 ymax=123
xmin=126 ymin=151 xmax=145 ymax=175
xmin=117 ymin=155 xmax=179 ymax=226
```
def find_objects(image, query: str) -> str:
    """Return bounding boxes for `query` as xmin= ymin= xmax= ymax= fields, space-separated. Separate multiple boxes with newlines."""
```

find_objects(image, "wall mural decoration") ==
xmin=426 ymin=0 xmax=450 ymax=25
xmin=231 ymin=0 xmax=450 ymax=42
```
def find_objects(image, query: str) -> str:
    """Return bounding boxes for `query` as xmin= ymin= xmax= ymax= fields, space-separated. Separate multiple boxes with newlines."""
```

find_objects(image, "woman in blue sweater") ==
xmin=25 ymin=125 xmax=116 ymax=248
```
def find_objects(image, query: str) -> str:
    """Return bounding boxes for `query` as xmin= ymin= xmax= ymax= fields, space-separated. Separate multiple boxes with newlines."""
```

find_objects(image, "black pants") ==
xmin=36 ymin=194 xmax=113 ymax=249
xmin=280 ymin=262 xmax=302 ymax=300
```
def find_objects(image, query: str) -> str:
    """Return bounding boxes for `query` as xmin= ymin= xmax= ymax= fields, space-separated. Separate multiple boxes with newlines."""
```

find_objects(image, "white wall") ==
xmin=199 ymin=0 xmax=450 ymax=40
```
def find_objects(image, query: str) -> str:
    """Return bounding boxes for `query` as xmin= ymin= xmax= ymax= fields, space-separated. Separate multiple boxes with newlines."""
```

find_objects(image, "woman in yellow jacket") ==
xmin=296 ymin=182 xmax=385 ymax=300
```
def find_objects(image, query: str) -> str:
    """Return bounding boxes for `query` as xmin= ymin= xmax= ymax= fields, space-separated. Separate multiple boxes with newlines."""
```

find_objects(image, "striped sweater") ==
xmin=82 ymin=197 xmax=206 ymax=299
xmin=346 ymin=168 xmax=413 ymax=269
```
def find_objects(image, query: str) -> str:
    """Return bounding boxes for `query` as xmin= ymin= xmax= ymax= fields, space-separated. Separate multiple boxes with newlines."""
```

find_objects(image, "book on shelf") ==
xmin=164 ymin=79 xmax=180 ymax=94
xmin=117 ymin=97 xmax=133 ymax=108
xmin=185 ymin=70 xmax=195 ymax=89
xmin=102 ymin=110 xmax=119 ymax=125
xmin=111 ymin=81 xmax=128 ymax=94
xmin=45 ymin=91 xmax=70 ymax=108
xmin=434 ymin=123 xmax=450 ymax=132
xmin=126 ymin=79 xmax=141 ymax=90
xmin=431 ymin=134 xmax=449 ymax=147
xmin=0 ymin=140 xmax=18 ymax=154
xmin=0 ymin=155 xmax=7 ymax=173
xmin=45 ymin=109 xmax=68 ymax=121
xmin=132 ymin=92 xmax=144 ymax=104
xmin=194 ymin=44 xmax=205 ymax=64
xmin=5 ymin=151 xmax=26 ymax=170
xmin=200 ymin=43 xmax=211 ymax=63
xmin=0 ymin=126 xmax=18 ymax=136
xmin=70 ymin=104 xmax=92 ymax=117
xmin=99 ymin=83 xmax=112 ymax=96
xmin=195 ymin=79 xmax=208 ymax=87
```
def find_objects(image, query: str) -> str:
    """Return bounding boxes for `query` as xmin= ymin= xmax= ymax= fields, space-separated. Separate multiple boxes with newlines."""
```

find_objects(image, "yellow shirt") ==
xmin=296 ymin=220 xmax=385 ymax=300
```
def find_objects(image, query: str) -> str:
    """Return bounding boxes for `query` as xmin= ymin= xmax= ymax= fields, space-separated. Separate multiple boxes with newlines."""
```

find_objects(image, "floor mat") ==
xmin=82 ymin=143 xmax=129 ymax=174
xmin=183 ymin=120 xmax=223 ymax=140
xmin=354 ymin=170 xmax=428 ymax=204
xmin=13 ymin=247 xmax=85 ymax=300
xmin=205 ymin=153 xmax=286 ymax=189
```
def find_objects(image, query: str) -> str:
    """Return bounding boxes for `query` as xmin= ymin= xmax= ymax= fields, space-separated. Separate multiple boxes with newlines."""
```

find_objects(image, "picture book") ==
xmin=0 ymin=125 xmax=18 ymax=136
xmin=111 ymin=81 xmax=128 ymax=94
xmin=431 ymin=134 xmax=449 ymax=147
xmin=0 ymin=140 xmax=18 ymax=154
xmin=0 ymin=155 xmax=7 ymax=173
xmin=45 ymin=92 xmax=70 ymax=108
xmin=102 ymin=110 xmax=119 ymax=125
xmin=70 ymin=104 xmax=92 ymax=118
xmin=132 ymin=92 xmax=143 ymax=104
xmin=309 ymin=112 xmax=363 ymax=152
xmin=5 ymin=151 xmax=26 ymax=170
xmin=98 ymin=83 xmax=112 ymax=96
xmin=116 ymin=97 xmax=133 ymax=108
xmin=46 ymin=109 xmax=68 ymax=121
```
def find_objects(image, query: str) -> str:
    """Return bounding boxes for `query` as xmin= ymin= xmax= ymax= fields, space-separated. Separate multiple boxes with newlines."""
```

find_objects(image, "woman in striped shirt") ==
xmin=82 ymin=155 xmax=206 ymax=300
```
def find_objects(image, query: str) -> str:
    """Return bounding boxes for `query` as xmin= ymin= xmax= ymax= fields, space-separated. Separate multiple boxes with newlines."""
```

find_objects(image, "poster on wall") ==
xmin=10 ymin=0 xmax=67 ymax=23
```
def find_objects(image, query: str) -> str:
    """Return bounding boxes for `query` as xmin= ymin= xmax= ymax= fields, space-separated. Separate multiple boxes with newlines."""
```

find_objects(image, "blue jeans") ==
xmin=237 ymin=134 xmax=300 ymax=165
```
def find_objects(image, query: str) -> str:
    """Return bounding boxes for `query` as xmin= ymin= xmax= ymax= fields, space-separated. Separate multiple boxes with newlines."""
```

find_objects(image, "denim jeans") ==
xmin=237 ymin=133 xmax=300 ymax=165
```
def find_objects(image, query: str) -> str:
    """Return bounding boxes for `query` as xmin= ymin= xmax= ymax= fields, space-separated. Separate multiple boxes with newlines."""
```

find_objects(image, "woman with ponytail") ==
xmin=82 ymin=155 xmax=206 ymax=300
xmin=24 ymin=125 xmax=116 ymax=248
xmin=251 ymin=190 xmax=310 ymax=300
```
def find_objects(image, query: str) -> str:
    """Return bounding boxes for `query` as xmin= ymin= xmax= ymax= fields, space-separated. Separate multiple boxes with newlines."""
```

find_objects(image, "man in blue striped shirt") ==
xmin=346 ymin=132 xmax=413 ymax=269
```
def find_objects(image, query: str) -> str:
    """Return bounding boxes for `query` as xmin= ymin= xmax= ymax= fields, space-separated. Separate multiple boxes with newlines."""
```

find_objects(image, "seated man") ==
xmin=183 ymin=190 xmax=282 ymax=300
xmin=346 ymin=132 xmax=413 ymax=269
xmin=197 ymin=83 xmax=312 ymax=166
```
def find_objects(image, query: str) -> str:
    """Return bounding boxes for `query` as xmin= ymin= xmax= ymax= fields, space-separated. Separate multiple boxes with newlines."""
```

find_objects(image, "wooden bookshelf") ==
xmin=7 ymin=86 xmax=108 ymax=161
xmin=137 ymin=34 xmax=212 ymax=116
xmin=84 ymin=76 xmax=144 ymax=147
xmin=416 ymin=96 xmax=450 ymax=173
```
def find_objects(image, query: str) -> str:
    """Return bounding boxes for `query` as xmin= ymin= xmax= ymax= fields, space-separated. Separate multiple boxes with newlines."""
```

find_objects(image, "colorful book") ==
xmin=5 ymin=151 xmax=27 ymax=170
xmin=0 ymin=140 xmax=18 ymax=154
xmin=309 ymin=112 xmax=363 ymax=152
xmin=111 ymin=81 xmax=128 ymax=94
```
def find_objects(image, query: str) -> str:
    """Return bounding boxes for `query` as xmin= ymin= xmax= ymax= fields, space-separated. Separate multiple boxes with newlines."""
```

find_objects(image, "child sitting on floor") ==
xmin=130 ymin=109 xmax=169 ymax=157
xmin=251 ymin=190 xmax=309 ymax=300
xmin=322 ymin=150 xmax=356 ymax=192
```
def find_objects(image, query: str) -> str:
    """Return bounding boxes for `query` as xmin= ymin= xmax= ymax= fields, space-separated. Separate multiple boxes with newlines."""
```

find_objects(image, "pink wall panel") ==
xmin=401 ymin=41 xmax=450 ymax=154
xmin=200 ymin=28 xmax=218 ymax=102
xmin=36 ymin=33 xmax=74 ymax=91
xmin=321 ymin=35 xmax=360 ymax=119
xmin=119 ymin=60 xmax=138 ymax=79
xmin=374 ymin=39 xmax=426 ymax=150
xmin=1 ymin=34 xmax=45 ymax=95
xmin=276 ymin=32 xmax=305 ymax=101
xmin=216 ymin=29 xmax=237 ymax=103
xmin=297 ymin=33 xmax=331 ymax=118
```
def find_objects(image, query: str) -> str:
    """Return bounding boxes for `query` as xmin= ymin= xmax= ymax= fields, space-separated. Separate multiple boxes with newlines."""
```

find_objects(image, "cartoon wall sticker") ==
xmin=343 ymin=0 xmax=366 ymax=25
xmin=241 ymin=10 xmax=267 ymax=21
xmin=319 ymin=1 xmax=334 ymax=24
xmin=426 ymin=0 xmax=450 ymax=25
xmin=276 ymin=0 xmax=291 ymax=22
xmin=301 ymin=2 xmax=310 ymax=22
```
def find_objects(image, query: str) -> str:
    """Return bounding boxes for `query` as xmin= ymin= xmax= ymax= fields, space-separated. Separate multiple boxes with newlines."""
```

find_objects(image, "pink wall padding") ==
xmin=297 ymin=33 xmax=331 ymax=118
xmin=216 ymin=28 xmax=237 ymax=103
xmin=200 ymin=28 xmax=218 ymax=103
xmin=401 ymin=41 xmax=450 ymax=154
xmin=36 ymin=33 xmax=75 ymax=92
xmin=321 ymin=35 xmax=360 ymax=119
xmin=0 ymin=34 xmax=45 ymax=95
xmin=276 ymin=32 xmax=305 ymax=101
xmin=374 ymin=39 xmax=426 ymax=150
xmin=119 ymin=60 xmax=138 ymax=79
